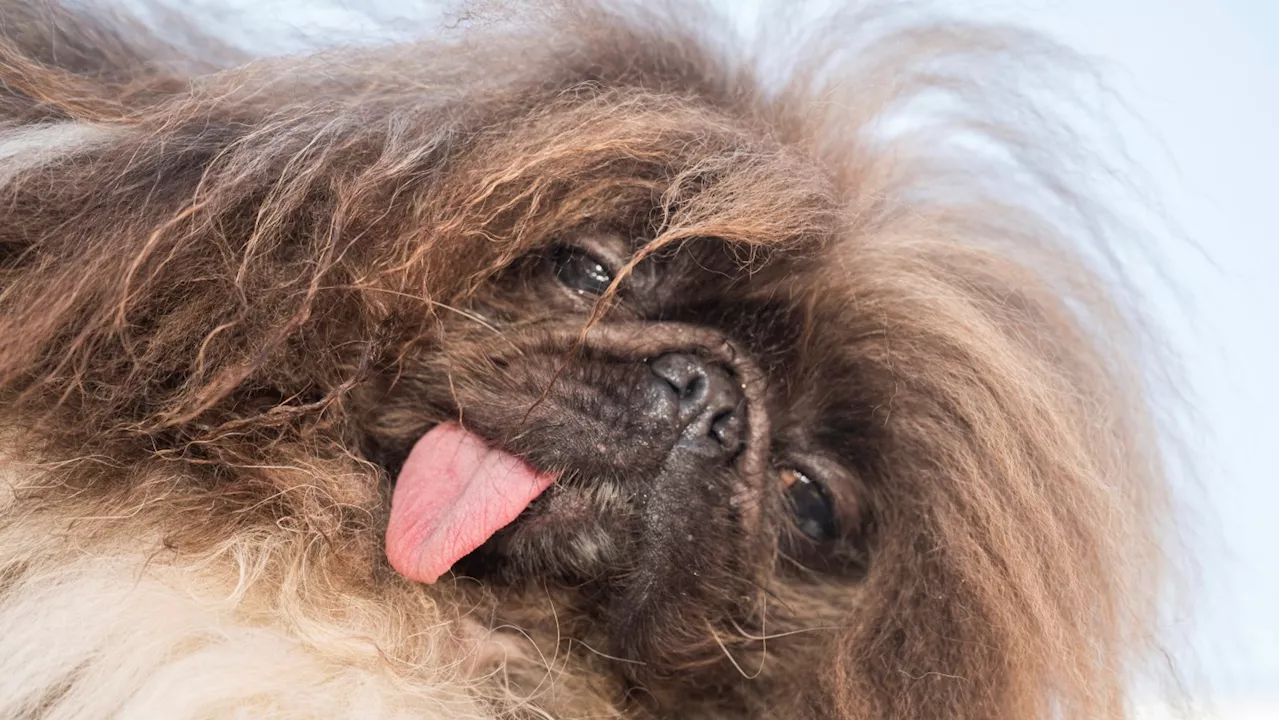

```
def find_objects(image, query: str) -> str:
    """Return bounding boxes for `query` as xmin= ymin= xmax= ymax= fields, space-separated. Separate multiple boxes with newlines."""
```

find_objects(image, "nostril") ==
xmin=709 ymin=409 xmax=744 ymax=450
xmin=649 ymin=353 xmax=705 ymax=399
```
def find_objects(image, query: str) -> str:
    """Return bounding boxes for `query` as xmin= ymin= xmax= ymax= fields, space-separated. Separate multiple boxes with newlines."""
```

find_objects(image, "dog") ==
xmin=0 ymin=1 xmax=1173 ymax=717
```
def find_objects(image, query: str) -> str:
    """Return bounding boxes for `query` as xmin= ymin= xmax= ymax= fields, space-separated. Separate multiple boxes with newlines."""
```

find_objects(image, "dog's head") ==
xmin=0 ymin=2 xmax=1173 ymax=717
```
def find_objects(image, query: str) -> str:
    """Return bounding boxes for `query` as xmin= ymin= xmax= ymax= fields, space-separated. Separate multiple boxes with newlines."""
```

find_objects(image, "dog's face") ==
xmin=358 ymin=226 xmax=871 ymax=678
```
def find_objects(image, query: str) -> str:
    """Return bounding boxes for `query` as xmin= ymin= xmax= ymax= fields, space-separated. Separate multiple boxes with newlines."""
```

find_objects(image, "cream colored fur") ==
xmin=0 ymin=123 xmax=114 ymax=188
xmin=0 ymin=460 xmax=528 ymax=719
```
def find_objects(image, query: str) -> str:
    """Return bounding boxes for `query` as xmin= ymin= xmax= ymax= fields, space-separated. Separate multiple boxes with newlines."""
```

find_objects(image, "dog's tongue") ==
xmin=385 ymin=424 xmax=555 ymax=584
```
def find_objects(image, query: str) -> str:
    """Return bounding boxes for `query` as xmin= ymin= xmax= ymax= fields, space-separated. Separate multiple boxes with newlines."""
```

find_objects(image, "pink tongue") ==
xmin=385 ymin=423 xmax=556 ymax=584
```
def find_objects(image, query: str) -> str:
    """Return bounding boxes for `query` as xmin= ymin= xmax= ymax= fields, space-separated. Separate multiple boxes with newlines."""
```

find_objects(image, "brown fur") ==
xmin=0 ymin=1 xmax=1173 ymax=718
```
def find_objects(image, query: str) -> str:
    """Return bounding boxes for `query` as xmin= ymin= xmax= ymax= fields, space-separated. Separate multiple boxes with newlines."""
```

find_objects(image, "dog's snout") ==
xmin=649 ymin=353 xmax=745 ymax=456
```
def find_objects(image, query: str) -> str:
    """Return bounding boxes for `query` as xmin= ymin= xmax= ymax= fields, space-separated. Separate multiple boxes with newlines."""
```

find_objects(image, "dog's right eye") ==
xmin=549 ymin=245 xmax=614 ymax=296
xmin=780 ymin=468 xmax=838 ymax=543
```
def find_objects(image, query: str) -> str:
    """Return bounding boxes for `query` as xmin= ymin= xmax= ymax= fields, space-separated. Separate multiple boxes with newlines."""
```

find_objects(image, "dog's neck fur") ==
xmin=0 ymin=457 xmax=541 ymax=719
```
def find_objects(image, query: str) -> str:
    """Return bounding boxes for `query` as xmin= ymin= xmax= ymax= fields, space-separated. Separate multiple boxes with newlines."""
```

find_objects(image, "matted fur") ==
xmin=0 ymin=1 xmax=1173 ymax=718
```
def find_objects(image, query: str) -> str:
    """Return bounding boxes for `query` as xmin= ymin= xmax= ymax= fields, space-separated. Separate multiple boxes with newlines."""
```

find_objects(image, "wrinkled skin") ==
xmin=357 ymin=232 xmax=871 ymax=682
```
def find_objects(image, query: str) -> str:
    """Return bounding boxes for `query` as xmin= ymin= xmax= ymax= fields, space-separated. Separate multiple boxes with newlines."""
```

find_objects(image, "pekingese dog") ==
xmin=0 ymin=1 xmax=1173 ymax=718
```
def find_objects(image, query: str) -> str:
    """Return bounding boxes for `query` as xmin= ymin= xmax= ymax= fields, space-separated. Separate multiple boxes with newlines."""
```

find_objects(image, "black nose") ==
xmin=649 ymin=352 xmax=745 ymax=457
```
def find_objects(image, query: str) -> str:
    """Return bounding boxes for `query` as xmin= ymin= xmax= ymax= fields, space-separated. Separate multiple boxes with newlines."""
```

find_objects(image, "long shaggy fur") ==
xmin=0 ymin=1 xmax=1172 ymax=718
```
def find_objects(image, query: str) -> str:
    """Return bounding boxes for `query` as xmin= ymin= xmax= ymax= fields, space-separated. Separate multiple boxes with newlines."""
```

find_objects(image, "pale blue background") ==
xmin=941 ymin=4 xmax=1277 ymax=716
xmin=165 ymin=0 xmax=1280 ymax=715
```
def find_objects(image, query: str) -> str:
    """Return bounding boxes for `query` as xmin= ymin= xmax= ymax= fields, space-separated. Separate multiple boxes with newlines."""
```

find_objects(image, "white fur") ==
xmin=0 ymin=465 xmax=513 ymax=719
xmin=0 ymin=122 xmax=114 ymax=187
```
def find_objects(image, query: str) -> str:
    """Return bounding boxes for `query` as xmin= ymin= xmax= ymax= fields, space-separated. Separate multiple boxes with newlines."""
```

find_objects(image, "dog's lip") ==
xmin=494 ymin=485 xmax=610 ymax=540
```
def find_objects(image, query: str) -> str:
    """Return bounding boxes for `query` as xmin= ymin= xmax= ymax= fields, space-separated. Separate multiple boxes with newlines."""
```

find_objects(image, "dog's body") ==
xmin=0 ymin=2 xmax=1172 ymax=718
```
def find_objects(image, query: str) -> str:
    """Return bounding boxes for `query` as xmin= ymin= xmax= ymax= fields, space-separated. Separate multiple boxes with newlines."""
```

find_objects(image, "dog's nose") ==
xmin=649 ymin=352 xmax=745 ymax=457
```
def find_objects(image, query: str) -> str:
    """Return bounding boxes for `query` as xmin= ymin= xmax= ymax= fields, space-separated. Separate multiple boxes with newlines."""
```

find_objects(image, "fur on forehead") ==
xmin=0 ymin=1 xmax=1177 ymax=718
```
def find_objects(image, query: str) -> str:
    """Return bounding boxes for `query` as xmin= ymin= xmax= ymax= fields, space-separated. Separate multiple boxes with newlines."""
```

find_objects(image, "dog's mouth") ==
xmin=383 ymin=422 xmax=653 ymax=585
xmin=379 ymin=322 xmax=776 ymax=590
xmin=384 ymin=423 xmax=558 ymax=584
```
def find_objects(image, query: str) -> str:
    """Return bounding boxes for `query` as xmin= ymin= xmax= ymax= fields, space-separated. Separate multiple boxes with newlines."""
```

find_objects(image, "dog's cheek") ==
xmin=603 ymin=465 xmax=764 ymax=674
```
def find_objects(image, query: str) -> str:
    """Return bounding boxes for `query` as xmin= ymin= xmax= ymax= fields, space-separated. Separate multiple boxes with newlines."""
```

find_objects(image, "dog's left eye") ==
xmin=550 ymin=246 xmax=614 ymax=295
xmin=780 ymin=468 xmax=838 ymax=542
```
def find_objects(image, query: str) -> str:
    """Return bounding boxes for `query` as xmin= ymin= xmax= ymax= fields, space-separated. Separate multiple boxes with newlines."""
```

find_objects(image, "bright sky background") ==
xmin=176 ymin=0 xmax=1279 ymax=714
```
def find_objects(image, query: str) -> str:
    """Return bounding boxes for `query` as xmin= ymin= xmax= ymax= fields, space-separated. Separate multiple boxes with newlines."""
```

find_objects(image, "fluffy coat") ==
xmin=0 ymin=1 xmax=1173 ymax=717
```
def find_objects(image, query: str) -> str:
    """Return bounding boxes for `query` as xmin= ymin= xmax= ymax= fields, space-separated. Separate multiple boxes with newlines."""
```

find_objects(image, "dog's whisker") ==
xmin=325 ymin=284 xmax=513 ymax=341
xmin=706 ymin=619 xmax=765 ymax=680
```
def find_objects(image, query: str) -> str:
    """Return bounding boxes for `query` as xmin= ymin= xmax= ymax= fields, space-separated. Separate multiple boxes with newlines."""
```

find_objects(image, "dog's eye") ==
xmin=550 ymin=246 xmax=614 ymax=295
xmin=780 ymin=468 xmax=837 ymax=542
